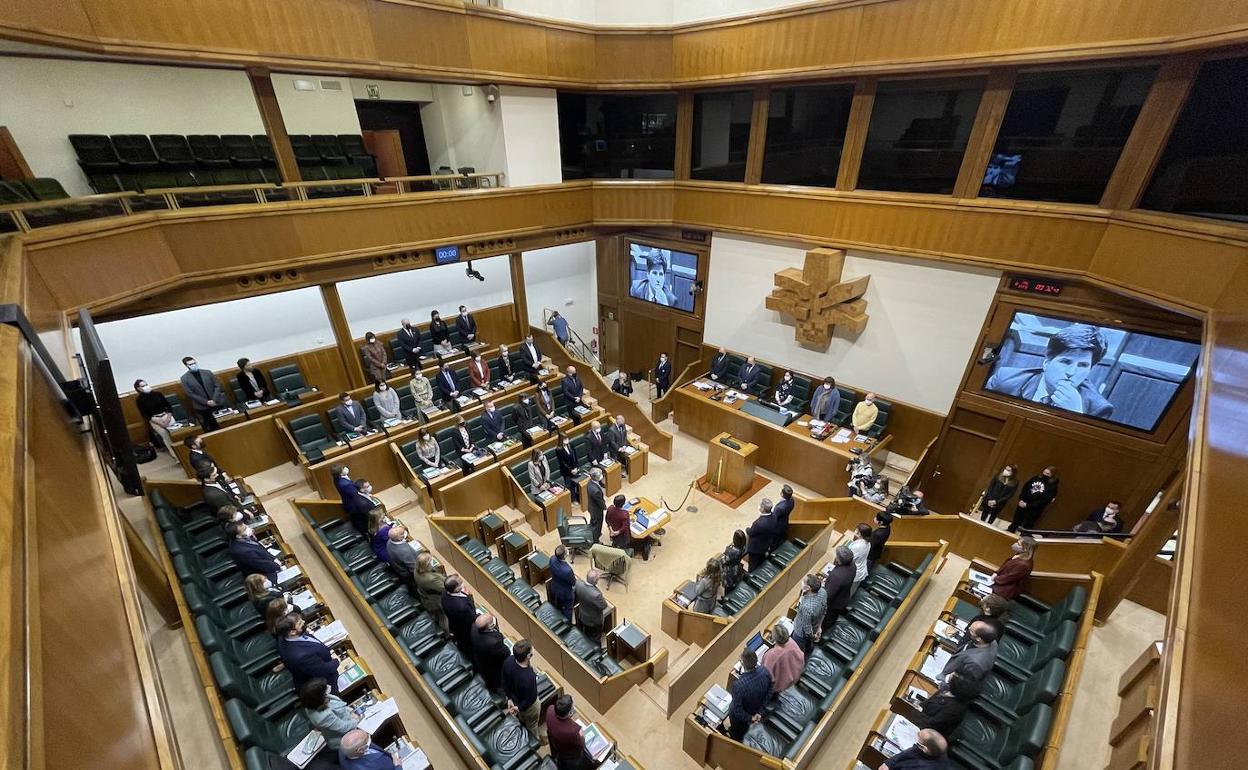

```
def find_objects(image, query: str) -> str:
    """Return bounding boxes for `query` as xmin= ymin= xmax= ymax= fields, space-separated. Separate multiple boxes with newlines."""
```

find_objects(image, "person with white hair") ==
xmin=338 ymin=728 xmax=399 ymax=768
xmin=574 ymin=569 xmax=609 ymax=643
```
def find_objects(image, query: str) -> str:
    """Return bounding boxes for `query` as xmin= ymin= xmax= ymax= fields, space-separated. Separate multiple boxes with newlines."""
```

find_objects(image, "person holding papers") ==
xmin=276 ymin=614 xmax=341 ymax=693
xmin=728 ymin=648 xmax=772 ymax=741
xmin=235 ymin=358 xmax=273 ymax=402
xmin=545 ymin=694 xmax=592 ymax=770
xmin=373 ymin=381 xmax=401 ymax=422
xmin=300 ymin=678 xmax=359 ymax=750
xmin=334 ymin=391 xmax=369 ymax=434
xmin=482 ymin=400 xmax=506 ymax=442
xmin=762 ymin=624 xmax=805 ymax=693
xmin=879 ymin=729 xmax=949 ymax=770
xmin=469 ymin=353 xmax=491 ymax=390
xmin=226 ymin=521 xmax=280 ymax=585
xmin=709 ymin=347 xmax=730 ymax=382
xmin=414 ymin=429 xmax=441 ymax=470
xmin=339 ymin=729 xmax=400 ymax=769
xmin=992 ymin=536 xmax=1036 ymax=600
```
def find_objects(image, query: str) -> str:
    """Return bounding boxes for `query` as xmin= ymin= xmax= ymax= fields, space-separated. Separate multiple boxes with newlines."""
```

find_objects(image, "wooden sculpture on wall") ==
xmin=765 ymin=247 xmax=869 ymax=347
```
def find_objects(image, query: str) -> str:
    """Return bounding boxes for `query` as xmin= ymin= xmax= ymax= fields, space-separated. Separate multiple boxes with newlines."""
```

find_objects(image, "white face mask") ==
xmin=1104 ymin=507 xmax=1117 ymax=517
xmin=139 ymin=384 xmax=151 ymax=393
xmin=342 ymin=468 xmax=350 ymax=476
xmin=262 ymin=579 xmax=273 ymax=590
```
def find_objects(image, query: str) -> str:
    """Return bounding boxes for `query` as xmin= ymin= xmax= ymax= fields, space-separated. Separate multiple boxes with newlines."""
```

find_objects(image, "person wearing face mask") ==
xmin=536 ymin=382 xmax=557 ymax=429
xmin=979 ymin=465 xmax=1019 ymax=525
xmin=1079 ymin=500 xmax=1124 ymax=534
xmin=496 ymin=344 xmax=517 ymax=382
xmin=607 ymin=415 xmax=632 ymax=477
xmin=333 ymin=391 xmax=368 ymax=434
xmin=373 ymin=380 xmax=401 ymax=422
xmin=276 ymin=613 xmax=341 ymax=693
xmin=397 ymin=318 xmax=422 ymax=369
xmin=227 ymin=520 xmax=281 ymax=585
xmin=436 ymin=362 xmax=461 ymax=410
xmin=586 ymin=420 xmax=610 ymax=465
xmin=429 ymin=309 xmax=451 ymax=354
xmin=528 ymin=447 xmax=553 ymax=496
xmin=409 ymin=368 xmax=435 ymax=413
xmin=561 ymin=365 xmax=586 ymax=407
xmin=554 ymin=433 xmax=580 ymax=502
xmin=344 ymin=479 xmax=380 ymax=534
xmin=199 ymin=465 xmax=248 ymax=512
xmin=654 ymin=352 xmax=672 ymax=398
xmin=471 ymin=613 xmax=510 ymax=692
xmin=185 ymin=434 xmax=220 ymax=477
xmin=992 ymin=536 xmax=1037 ymax=600
xmin=514 ymin=395 xmax=538 ymax=447
xmin=331 ymin=464 xmax=354 ymax=506
xmin=414 ymin=429 xmax=441 ymax=470
xmin=809 ymin=376 xmax=841 ymax=424
xmin=451 ymin=416 xmax=477 ymax=457
xmin=361 ymin=332 xmax=389 ymax=384
xmin=235 ymin=357 xmax=272 ymax=402
xmin=520 ymin=335 xmax=543 ymax=382
xmin=1008 ymin=466 xmax=1059 ymax=533
xmin=134 ymin=378 xmax=176 ymax=452
xmin=245 ymin=573 xmax=286 ymax=616
xmin=852 ymin=392 xmax=879 ymax=434
xmin=456 ymin=304 xmax=477 ymax=348
xmin=482 ymin=400 xmax=506 ymax=442
xmin=863 ymin=477 xmax=889 ymax=505
xmin=709 ymin=347 xmax=730 ymax=382
xmin=774 ymin=371 xmax=796 ymax=411
xmin=867 ymin=511 xmax=893 ymax=571
xmin=179 ymin=355 xmax=228 ymax=431
xmin=469 ymin=353 xmax=491 ymax=390
xmin=612 ymin=370 xmax=634 ymax=397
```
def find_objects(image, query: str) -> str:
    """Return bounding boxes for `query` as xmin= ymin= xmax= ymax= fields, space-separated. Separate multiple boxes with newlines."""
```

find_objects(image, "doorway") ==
xmin=354 ymin=100 xmax=432 ymax=178
xmin=599 ymin=304 xmax=620 ymax=372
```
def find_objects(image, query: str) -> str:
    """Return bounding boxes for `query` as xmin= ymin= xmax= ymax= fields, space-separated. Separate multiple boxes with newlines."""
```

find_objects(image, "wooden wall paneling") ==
xmin=593 ymin=33 xmax=674 ymax=86
xmin=194 ymin=415 xmax=294 ymax=477
xmin=1123 ymin=557 xmax=1173 ymax=615
xmin=0 ymin=325 xmax=27 ymax=770
xmin=542 ymin=26 xmax=595 ymax=84
xmin=248 ymin=68 xmax=301 ymax=183
xmin=466 ymin=14 xmax=554 ymax=81
xmin=743 ymin=86 xmax=770 ymax=185
xmin=836 ymin=79 xmax=875 ymax=191
xmin=320 ymin=283 xmax=366 ymax=388
xmin=365 ymin=0 xmax=472 ymax=76
xmin=952 ymin=68 xmax=1016 ymax=199
xmin=1096 ymin=474 xmax=1181 ymax=620
xmin=674 ymin=91 xmax=694 ymax=180
xmin=1099 ymin=56 xmax=1200 ymax=210
xmin=0 ymin=125 xmax=33 ymax=179
xmin=508 ymin=253 xmax=528 ymax=337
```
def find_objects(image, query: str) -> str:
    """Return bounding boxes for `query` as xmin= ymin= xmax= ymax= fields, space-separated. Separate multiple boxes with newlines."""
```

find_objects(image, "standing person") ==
xmin=185 ymin=434 xmax=219 ymax=477
xmin=520 ymin=335 xmax=543 ymax=381
xmin=275 ymin=614 xmax=340 ymax=693
xmin=414 ymin=429 xmax=441 ymax=470
xmin=585 ymin=469 xmax=606 ymax=542
xmin=691 ymin=558 xmax=722 ymax=614
xmin=226 ymin=521 xmax=280 ymax=585
xmin=808 ymin=377 xmax=841 ymax=423
xmin=333 ymin=391 xmax=368 ymax=434
xmin=728 ymin=648 xmax=772 ymax=741
xmin=367 ymin=509 xmax=392 ymax=563
xmin=455 ymin=305 xmax=477 ymax=347
xmin=386 ymin=526 xmax=418 ymax=585
xmin=536 ymin=381 xmax=556 ymax=428
xmin=373 ymin=380 xmax=402 ymax=422
xmin=441 ymin=575 xmax=476 ymax=658
xmin=503 ymin=640 xmax=542 ymax=741
xmin=397 ymin=318 xmax=422 ymax=369
xmin=235 ymin=358 xmax=273 ymax=402
xmin=339 ymin=729 xmax=400 ymax=770
xmin=771 ymin=484 xmax=795 ymax=550
xmin=482 ymin=399 xmax=506 ymax=442
xmin=134 ymin=379 xmax=177 ymax=452
xmin=361 ymin=332 xmax=389 ymax=384
xmin=821 ymin=546 xmax=856 ymax=632
xmin=867 ymin=511 xmax=893 ymax=571
xmin=879 ymin=729 xmax=949 ymax=770
xmin=939 ymin=621 xmax=999 ymax=685
xmin=612 ymin=371 xmax=634 ymax=397
xmin=762 ymin=624 xmax=804 ymax=694
xmin=992 ymin=537 xmax=1037 ymax=601
xmin=735 ymin=356 xmax=763 ymax=393
xmin=791 ymin=574 xmax=827 ymax=655
xmin=979 ymin=465 xmax=1019 ymax=525
xmin=745 ymin=499 xmax=778 ymax=572
xmin=709 ymin=347 xmax=730 ymax=382
xmin=471 ymin=614 xmax=510 ymax=691
xmin=179 ymin=355 xmax=227 ymax=431
xmin=607 ymin=415 xmax=633 ymax=477
xmin=915 ymin=672 xmax=980 ymax=736
xmin=409 ymin=368 xmax=435 ymax=414
xmin=436 ymin=363 xmax=461 ymax=409
xmin=654 ymin=352 xmax=672 ymax=398
xmin=343 ymin=479 xmax=380 ymax=535
xmin=586 ymin=421 xmax=610 ymax=465
xmin=300 ymin=678 xmax=360 ymax=750
xmin=331 ymin=463 xmax=354 ymax=505
xmin=496 ymin=344 xmax=518 ymax=382
xmin=245 ymin=574 xmax=285 ymax=617
xmin=562 ymin=365 xmax=586 ymax=407
xmin=573 ymin=570 xmax=609 ymax=643
xmin=527 ymin=447 xmax=553 ymax=496
xmin=605 ymin=494 xmax=632 ymax=551
xmin=469 ymin=353 xmax=491 ymax=390
xmin=721 ymin=530 xmax=747 ymax=592
xmin=554 ymin=433 xmax=579 ymax=501
xmin=1009 ymin=466 xmax=1059 ymax=532
xmin=848 ymin=523 xmax=872 ymax=594
xmin=414 ymin=553 xmax=448 ymax=631
xmin=547 ymin=311 xmax=571 ymax=346
xmin=546 ymin=694 xmax=592 ymax=770
xmin=852 ymin=392 xmax=880 ymax=434
xmin=548 ymin=545 xmax=576 ymax=621
xmin=969 ymin=594 xmax=1010 ymax=640
xmin=774 ymin=371 xmax=796 ymax=411
xmin=429 ymin=310 xmax=451 ymax=354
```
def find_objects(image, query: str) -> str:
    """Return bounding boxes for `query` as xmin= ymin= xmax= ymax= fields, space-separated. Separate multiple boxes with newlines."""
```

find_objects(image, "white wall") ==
xmin=419 ymin=84 xmax=507 ymax=173
xmin=270 ymin=74 xmax=361 ymax=136
xmin=499 ymin=86 xmax=563 ymax=187
xmin=92 ymin=287 xmax=334 ymax=390
xmin=337 ymin=256 xmax=514 ymax=338
xmin=0 ymin=56 xmax=264 ymax=195
xmin=522 ymin=243 xmax=598 ymax=344
xmin=348 ymin=78 xmax=433 ymax=104
xmin=702 ymin=234 xmax=1000 ymax=413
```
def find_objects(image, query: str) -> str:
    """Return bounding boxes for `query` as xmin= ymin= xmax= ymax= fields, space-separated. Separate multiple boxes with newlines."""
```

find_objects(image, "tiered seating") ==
xmin=672 ymin=537 xmax=807 ymax=619
xmin=295 ymin=502 xmax=558 ymax=770
xmin=1 ymin=177 xmax=126 ymax=230
xmin=149 ymin=488 xmax=427 ymax=768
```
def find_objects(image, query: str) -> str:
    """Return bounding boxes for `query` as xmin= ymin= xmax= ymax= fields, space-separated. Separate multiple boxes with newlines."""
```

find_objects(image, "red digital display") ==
xmin=1008 ymin=276 xmax=1064 ymax=296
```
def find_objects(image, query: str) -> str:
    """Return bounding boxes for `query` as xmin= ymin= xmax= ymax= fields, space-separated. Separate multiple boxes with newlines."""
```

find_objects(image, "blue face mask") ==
xmin=188 ymin=363 xmax=200 ymax=372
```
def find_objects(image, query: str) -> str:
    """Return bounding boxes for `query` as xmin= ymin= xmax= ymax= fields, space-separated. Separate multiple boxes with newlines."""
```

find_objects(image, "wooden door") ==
xmin=362 ymin=129 xmax=406 ymax=178
xmin=922 ymin=425 xmax=998 ymax=514
xmin=599 ymin=304 xmax=620 ymax=373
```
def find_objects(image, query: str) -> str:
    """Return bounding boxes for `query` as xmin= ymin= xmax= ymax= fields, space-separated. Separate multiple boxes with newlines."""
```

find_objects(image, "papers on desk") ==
xmin=357 ymin=697 xmax=399 ymax=735
xmin=455 ymin=395 xmax=473 ymax=407
xmin=551 ymin=415 xmax=570 ymax=427
xmin=383 ymin=417 xmax=403 ymax=428
xmin=386 ymin=739 xmax=430 ymax=770
xmin=934 ymin=619 xmax=965 ymax=647
xmin=313 ymin=619 xmax=348 ymax=647
xmin=336 ymin=659 xmax=365 ymax=692
xmin=290 ymin=589 xmax=319 ymax=612
xmin=461 ymin=452 xmax=480 ymax=463
xmin=919 ymin=646 xmax=952 ymax=682
xmin=883 ymin=713 xmax=920 ymax=752
xmin=489 ymin=440 xmax=511 ymax=452
xmin=620 ymin=445 xmax=638 ymax=455
xmin=578 ymin=721 xmax=613 ymax=763
xmin=573 ymin=405 xmax=591 ymax=416
xmin=266 ymin=547 xmax=283 ymax=558
xmin=276 ymin=565 xmax=302 ymax=587
xmin=723 ymin=389 xmax=747 ymax=404
xmin=245 ymin=399 xmax=263 ymax=409
xmin=775 ymin=616 xmax=795 ymax=636
xmin=967 ymin=568 xmax=993 ymax=597
xmin=674 ymin=580 xmax=697 ymax=608
xmin=830 ymin=427 xmax=853 ymax=444
xmin=263 ymin=398 xmax=282 ymax=406
xmin=285 ymin=730 xmax=325 ymax=768
xmin=901 ymin=685 xmax=929 ymax=709
xmin=526 ymin=426 xmax=544 ymax=435
xmin=472 ymin=387 xmax=489 ymax=397
xmin=702 ymin=684 xmax=732 ymax=724
xmin=422 ymin=466 xmax=448 ymax=479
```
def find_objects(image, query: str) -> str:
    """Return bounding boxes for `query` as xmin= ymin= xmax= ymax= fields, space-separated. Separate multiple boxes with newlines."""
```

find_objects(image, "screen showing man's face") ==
xmin=647 ymin=265 xmax=665 ymax=292
xmin=1042 ymin=348 xmax=1094 ymax=390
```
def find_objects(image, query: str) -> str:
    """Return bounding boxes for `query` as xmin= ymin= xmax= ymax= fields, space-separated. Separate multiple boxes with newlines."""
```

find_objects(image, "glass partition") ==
xmin=557 ymin=93 xmax=678 ymax=179
xmin=690 ymin=90 xmax=754 ymax=182
xmin=761 ymin=84 xmax=855 ymax=188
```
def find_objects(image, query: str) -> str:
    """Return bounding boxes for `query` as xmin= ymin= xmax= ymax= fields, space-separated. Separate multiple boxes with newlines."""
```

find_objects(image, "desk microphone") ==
xmin=719 ymin=437 xmax=741 ymax=450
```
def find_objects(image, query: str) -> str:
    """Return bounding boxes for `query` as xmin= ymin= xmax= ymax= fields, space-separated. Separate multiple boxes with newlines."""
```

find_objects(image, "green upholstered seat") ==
xmin=995 ymin=620 xmax=1077 ymax=680
xmin=950 ymin=702 xmax=1053 ymax=770
xmin=977 ymin=658 xmax=1066 ymax=725
xmin=224 ymin=698 xmax=312 ymax=755
xmin=195 ymin=615 xmax=279 ymax=675
xmin=210 ymin=652 xmax=297 ymax=718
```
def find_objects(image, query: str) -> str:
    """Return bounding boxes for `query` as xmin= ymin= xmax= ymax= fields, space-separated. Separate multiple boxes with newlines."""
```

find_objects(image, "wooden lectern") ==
xmin=706 ymin=432 xmax=758 ymax=497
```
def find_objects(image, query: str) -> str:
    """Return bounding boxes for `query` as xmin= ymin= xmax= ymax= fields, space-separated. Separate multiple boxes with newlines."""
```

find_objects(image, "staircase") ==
xmin=543 ymin=308 xmax=604 ymax=374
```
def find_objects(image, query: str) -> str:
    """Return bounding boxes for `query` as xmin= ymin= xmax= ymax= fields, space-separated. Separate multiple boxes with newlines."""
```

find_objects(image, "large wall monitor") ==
xmin=627 ymin=242 xmax=698 ymax=313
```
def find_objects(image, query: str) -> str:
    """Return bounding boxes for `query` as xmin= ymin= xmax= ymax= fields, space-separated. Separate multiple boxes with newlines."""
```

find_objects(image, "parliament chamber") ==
xmin=1 ymin=1 xmax=1244 ymax=769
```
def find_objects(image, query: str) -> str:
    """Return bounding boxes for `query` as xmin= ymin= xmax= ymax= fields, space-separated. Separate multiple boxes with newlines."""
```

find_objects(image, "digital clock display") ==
xmin=1008 ymin=276 xmax=1064 ymax=296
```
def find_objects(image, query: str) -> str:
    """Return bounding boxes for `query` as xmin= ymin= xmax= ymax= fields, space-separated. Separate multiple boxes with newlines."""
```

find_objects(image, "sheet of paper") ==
xmin=290 ymin=589 xmax=318 ymax=611
xmin=919 ymin=647 xmax=951 ymax=681
xmin=358 ymin=697 xmax=399 ymax=735
xmin=884 ymin=713 xmax=920 ymax=750
xmin=313 ymin=619 xmax=348 ymax=647
xmin=285 ymin=731 xmax=325 ymax=768
xmin=277 ymin=565 xmax=302 ymax=586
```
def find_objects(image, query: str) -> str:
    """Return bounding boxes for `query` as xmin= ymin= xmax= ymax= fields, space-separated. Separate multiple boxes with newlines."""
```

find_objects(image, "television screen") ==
xmin=983 ymin=152 xmax=1022 ymax=190
xmin=628 ymin=242 xmax=698 ymax=313
xmin=984 ymin=312 xmax=1200 ymax=432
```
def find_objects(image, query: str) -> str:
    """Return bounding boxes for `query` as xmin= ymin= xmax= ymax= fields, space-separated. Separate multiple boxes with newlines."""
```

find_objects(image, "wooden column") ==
xmin=122 ymin=515 xmax=180 ymax=627
xmin=509 ymin=253 xmax=529 ymax=338
xmin=0 ymin=126 xmax=33 ymax=179
xmin=1099 ymin=55 xmax=1200 ymax=211
xmin=836 ymin=78 xmax=876 ymax=191
xmin=320 ymin=284 xmax=366 ymax=387
xmin=744 ymin=86 xmax=771 ymax=185
xmin=1095 ymin=473 xmax=1183 ymax=622
xmin=247 ymin=67 xmax=301 ymax=183
xmin=953 ymin=69 xmax=1017 ymax=198
xmin=674 ymin=91 xmax=694 ymax=181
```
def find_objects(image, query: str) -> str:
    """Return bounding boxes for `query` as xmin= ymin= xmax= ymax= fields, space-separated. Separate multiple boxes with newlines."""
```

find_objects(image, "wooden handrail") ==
xmin=0 ymin=190 xmax=140 ymax=213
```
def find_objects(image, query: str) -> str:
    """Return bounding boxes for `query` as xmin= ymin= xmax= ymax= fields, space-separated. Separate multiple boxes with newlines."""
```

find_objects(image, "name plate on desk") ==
xmin=739 ymin=399 xmax=798 ymax=427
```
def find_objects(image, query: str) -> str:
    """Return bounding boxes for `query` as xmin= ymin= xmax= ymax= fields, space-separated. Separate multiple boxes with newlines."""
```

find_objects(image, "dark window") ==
xmin=690 ymin=91 xmax=754 ymax=182
xmin=761 ymin=84 xmax=855 ymax=187
xmin=981 ymin=67 xmax=1155 ymax=204
xmin=858 ymin=78 xmax=984 ymax=194
xmin=1142 ymin=57 xmax=1248 ymax=222
xmin=556 ymin=93 xmax=677 ymax=180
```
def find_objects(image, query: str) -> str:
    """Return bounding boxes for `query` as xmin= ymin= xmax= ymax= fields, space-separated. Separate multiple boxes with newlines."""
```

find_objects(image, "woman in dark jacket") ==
xmin=721 ymin=530 xmax=747 ymax=592
xmin=135 ymin=378 xmax=178 ymax=451
xmin=916 ymin=671 xmax=980 ymax=735
xmin=429 ymin=310 xmax=450 ymax=349
xmin=1009 ymin=466 xmax=1059 ymax=533
xmin=978 ymin=464 xmax=1019 ymax=524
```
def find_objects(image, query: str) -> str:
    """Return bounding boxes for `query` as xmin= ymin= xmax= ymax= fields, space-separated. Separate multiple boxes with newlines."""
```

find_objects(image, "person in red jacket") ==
xmin=992 ymin=536 xmax=1036 ymax=601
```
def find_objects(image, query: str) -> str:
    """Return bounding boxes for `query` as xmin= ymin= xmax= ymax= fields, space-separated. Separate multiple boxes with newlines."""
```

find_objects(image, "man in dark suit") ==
xmin=496 ymin=344 xmax=518 ymax=381
xmin=868 ymin=511 xmax=893 ymax=571
xmin=226 ymin=521 xmax=280 ymax=584
xmin=235 ymin=358 xmax=272 ymax=402
xmin=386 ymin=526 xmax=419 ymax=586
xmin=745 ymin=499 xmax=778 ymax=572
xmin=436 ymin=363 xmax=461 ymax=409
xmin=184 ymin=435 xmax=219 ymax=476
xmin=199 ymin=465 xmax=247 ymax=511
xmin=986 ymin=323 xmax=1114 ymax=419
xmin=808 ymin=377 xmax=841 ymax=423
xmin=481 ymin=400 xmax=506 ymax=442
xmin=456 ymin=304 xmax=478 ymax=349
xmin=573 ymin=571 xmax=609 ymax=644
xmin=343 ymin=478 xmax=379 ymax=534
xmin=471 ymin=613 xmax=510 ymax=691
xmin=654 ymin=352 xmax=672 ymax=399
xmin=442 ymin=576 xmax=477 ymax=658
xmin=179 ymin=355 xmax=228 ymax=431
xmin=586 ymin=421 xmax=610 ymax=464
xmin=397 ymin=318 xmax=422 ymax=369
xmin=586 ymin=468 xmax=606 ymax=542
xmin=771 ymin=484 xmax=795 ymax=550
xmin=607 ymin=415 xmax=632 ymax=477
xmin=275 ymin=614 xmax=340 ymax=693
xmin=331 ymin=464 xmax=354 ymax=506
xmin=332 ymin=391 xmax=368 ymax=434
xmin=520 ymin=335 xmax=542 ymax=382
xmin=736 ymin=356 xmax=763 ymax=394
xmin=514 ymin=396 xmax=537 ymax=447
xmin=451 ymin=417 xmax=477 ymax=457
xmin=548 ymin=546 xmax=576 ymax=620
xmin=709 ymin=347 xmax=730 ymax=382
xmin=561 ymin=365 xmax=586 ymax=406
xmin=821 ymin=545 xmax=856 ymax=631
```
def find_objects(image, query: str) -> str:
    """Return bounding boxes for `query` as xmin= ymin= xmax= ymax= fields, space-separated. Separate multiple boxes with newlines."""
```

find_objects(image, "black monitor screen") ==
xmin=983 ymin=312 xmax=1200 ymax=432
xmin=627 ymin=242 xmax=698 ymax=313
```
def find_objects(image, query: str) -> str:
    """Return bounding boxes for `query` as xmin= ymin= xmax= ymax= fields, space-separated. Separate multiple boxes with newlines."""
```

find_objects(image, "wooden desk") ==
xmin=705 ymin=432 xmax=758 ymax=497
xmin=477 ymin=511 xmax=508 ymax=548
xmin=523 ymin=550 xmax=551 ymax=587
xmin=501 ymin=531 xmax=533 ymax=566
xmin=620 ymin=442 xmax=648 ymax=481
xmin=625 ymin=496 xmax=671 ymax=540
xmin=608 ymin=622 xmax=651 ymax=665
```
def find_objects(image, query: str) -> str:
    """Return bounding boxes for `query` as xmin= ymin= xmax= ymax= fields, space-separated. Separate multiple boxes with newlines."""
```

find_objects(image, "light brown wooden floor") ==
xmin=119 ymin=385 xmax=1163 ymax=770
